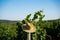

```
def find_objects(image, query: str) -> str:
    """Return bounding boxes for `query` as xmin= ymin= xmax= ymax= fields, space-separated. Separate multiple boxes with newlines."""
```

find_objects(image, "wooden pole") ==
xmin=22 ymin=22 xmax=36 ymax=40
xmin=28 ymin=32 xmax=31 ymax=40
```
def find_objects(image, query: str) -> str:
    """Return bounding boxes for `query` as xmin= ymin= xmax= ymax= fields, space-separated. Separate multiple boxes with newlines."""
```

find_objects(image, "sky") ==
xmin=0 ymin=0 xmax=60 ymax=20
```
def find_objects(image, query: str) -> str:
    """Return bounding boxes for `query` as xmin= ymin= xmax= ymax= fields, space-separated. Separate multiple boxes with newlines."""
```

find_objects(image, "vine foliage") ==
xmin=17 ymin=10 xmax=46 ymax=40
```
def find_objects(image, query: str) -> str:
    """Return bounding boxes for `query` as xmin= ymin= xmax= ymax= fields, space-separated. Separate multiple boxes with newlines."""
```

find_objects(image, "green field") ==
xmin=0 ymin=18 xmax=60 ymax=40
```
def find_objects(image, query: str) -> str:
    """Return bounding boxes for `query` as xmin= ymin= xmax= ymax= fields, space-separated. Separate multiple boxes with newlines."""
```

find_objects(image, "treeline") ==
xmin=0 ymin=10 xmax=60 ymax=40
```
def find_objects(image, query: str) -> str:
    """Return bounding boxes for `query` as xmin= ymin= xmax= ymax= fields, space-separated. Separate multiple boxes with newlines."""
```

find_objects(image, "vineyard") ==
xmin=0 ymin=10 xmax=60 ymax=40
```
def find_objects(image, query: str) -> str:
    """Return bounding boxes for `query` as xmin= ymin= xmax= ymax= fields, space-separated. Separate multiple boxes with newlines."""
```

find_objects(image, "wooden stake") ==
xmin=28 ymin=33 xmax=31 ymax=40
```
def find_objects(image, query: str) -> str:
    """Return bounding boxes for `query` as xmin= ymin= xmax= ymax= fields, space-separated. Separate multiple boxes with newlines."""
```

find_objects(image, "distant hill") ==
xmin=0 ymin=20 xmax=17 ymax=23
xmin=0 ymin=18 xmax=60 ymax=23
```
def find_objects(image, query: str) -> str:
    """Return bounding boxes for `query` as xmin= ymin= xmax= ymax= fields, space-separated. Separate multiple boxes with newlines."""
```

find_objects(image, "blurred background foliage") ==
xmin=0 ymin=10 xmax=60 ymax=40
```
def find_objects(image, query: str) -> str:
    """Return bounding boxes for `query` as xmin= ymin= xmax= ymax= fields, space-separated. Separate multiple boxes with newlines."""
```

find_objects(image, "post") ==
xmin=28 ymin=32 xmax=31 ymax=40
xmin=22 ymin=22 xmax=36 ymax=40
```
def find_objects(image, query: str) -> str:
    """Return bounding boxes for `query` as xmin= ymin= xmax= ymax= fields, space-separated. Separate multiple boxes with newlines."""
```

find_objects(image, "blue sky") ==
xmin=0 ymin=0 xmax=60 ymax=20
